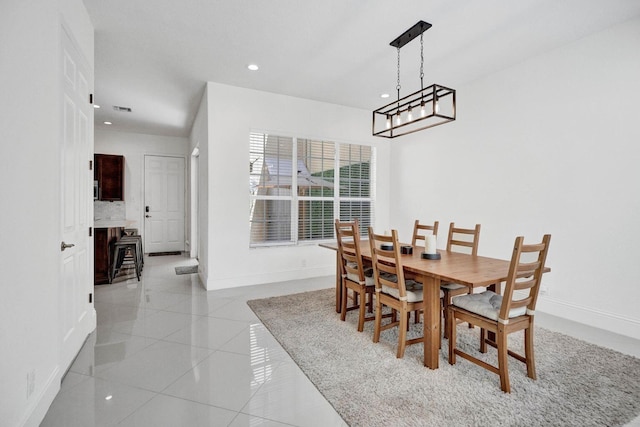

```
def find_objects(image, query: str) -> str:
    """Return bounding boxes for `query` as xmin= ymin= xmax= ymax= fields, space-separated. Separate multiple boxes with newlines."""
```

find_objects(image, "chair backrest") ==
xmin=368 ymin=228 xmax=407 ymax=300
xmin=499 ymin=234 xmax=551 ymax=321
xmin=335 ymin=219 xmax=366 ymax=283
xmin=411 ymin=219 xmax=439 ymax=247
xmin=446 ymin=222 xmax=481 ymax=256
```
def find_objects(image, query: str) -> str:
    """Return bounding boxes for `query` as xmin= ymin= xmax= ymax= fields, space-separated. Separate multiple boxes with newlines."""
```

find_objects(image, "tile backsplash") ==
xmin=94 ymin=201 xmax=125 ymax=220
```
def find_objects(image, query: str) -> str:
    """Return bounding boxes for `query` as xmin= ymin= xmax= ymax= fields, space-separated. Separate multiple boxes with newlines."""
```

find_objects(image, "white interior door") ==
xmin=60 ymin=27 xmax=94 ymax=372
xmin=144 ymin=155 xmax=186 ymax=253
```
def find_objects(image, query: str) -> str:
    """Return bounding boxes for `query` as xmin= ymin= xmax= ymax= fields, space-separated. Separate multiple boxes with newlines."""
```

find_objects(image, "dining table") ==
xmin=320 ymin=240 xmax=550 ymax=370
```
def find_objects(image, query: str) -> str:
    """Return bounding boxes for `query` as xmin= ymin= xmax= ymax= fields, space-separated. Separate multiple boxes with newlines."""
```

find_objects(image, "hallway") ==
xmin=42 ymin=255 xmax=345 ymax=426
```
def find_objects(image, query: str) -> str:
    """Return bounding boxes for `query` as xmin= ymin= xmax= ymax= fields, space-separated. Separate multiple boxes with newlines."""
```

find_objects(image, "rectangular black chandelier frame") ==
xmin=372 ymin=84 xmax=456 ymax=138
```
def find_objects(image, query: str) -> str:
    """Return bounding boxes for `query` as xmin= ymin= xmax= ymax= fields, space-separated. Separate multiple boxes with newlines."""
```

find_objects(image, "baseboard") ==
xmin=538 ymin=295 xmax=640 ymax=341
xmin=22 ymin=366 xmax=61 ymax=427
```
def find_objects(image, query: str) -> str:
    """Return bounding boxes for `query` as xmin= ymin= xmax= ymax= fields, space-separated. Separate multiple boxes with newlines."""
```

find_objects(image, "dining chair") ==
xmin=410 ymin=219 xmax=439 ymax=324
xmin=369 ymin=227 xmax=440 ymax=358
xmin=442 ymin=222 xmax=481 ymax=339
xmin=447 ymin=234 xmax=551 ymax=393
xmin=335 ymin=219 xmax=375 ymax=332
xmin=411 ymin=219 xmax=439 ymax=247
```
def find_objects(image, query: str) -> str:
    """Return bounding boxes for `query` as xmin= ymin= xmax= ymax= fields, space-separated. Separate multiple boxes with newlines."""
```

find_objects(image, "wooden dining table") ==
xmin=320 ymin=240 xmax=549 ymax=370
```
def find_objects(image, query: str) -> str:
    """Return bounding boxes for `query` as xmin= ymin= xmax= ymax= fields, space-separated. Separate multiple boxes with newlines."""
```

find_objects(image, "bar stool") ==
xmin=121 ymin=228 xmax=143 ymax=269
xmin=110 ymin=238 xmax=141 ymax=283
xmin=120 ymin=234 xmax=143 ymax=270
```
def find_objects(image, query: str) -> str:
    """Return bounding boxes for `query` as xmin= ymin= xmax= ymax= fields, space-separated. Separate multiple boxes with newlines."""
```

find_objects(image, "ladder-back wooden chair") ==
xmin=442 ymin=222 xmax=481 ymax=338
xmin=335 ymin=219 xmax=374 ymax=332
xmin=411 ymin=219 xmax=440 ymax=325
xmin=411 ymin=219 xmax=439 ymax=247
xmin=447 ymin=234 xmax=551 ymax=393
xmin=369 ymin=228 xmax=428 ymax=358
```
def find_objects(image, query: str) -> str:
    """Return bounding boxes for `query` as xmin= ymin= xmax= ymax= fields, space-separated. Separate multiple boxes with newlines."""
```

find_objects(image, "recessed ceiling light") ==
xmin=104 ymin=121 xmax=112 ymax=125
xmin=93 ymin=104 xmax=101 ymax=109
xmin=380 ymin=93 xmax=390 ymax=99
xmin=247 ymin=64 xmax=259 ymax=71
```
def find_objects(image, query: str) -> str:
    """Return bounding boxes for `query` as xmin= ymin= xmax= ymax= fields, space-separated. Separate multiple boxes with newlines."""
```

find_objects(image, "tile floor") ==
xmin=42 ymin=254 xmax=640 ymax=426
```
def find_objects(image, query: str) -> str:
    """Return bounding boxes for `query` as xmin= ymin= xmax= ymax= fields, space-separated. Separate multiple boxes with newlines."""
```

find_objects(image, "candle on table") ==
xmin=425 ymin=235 xmax=437 ymax=255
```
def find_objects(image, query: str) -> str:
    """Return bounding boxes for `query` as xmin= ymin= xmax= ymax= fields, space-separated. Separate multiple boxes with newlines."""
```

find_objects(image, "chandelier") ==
xmin=372 ymin=21 xmax=456 ymax=138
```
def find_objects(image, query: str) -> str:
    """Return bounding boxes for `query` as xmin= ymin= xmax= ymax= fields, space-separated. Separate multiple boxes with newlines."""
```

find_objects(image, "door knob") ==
xmin=60 ymin=241 xmax=75 ymax=251
xmin=145 ymin=215 xmax=151 ymax=218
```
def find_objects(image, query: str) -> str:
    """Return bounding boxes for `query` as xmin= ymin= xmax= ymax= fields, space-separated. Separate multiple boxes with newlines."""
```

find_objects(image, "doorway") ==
xmin=144 ymin=155 xmax=186 ymax=254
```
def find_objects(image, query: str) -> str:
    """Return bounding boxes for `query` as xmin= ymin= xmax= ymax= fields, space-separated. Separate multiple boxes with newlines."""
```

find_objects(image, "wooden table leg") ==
xmin=335 ymin=251 xmax=342 ymax=313
xmin=422 ymin=274 xmax=440 ymax=369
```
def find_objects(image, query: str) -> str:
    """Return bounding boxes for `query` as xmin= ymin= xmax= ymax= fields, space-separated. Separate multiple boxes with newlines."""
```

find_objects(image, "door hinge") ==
xmin=89 ymin=227 xmax=92 ymax=237
xmin=89 ymin=293 xmax=93 ymax=304
xmin=89 ymin=160 xmax=93 ymax=170
xmin=89 ymin=93 xmax=93 ymax=104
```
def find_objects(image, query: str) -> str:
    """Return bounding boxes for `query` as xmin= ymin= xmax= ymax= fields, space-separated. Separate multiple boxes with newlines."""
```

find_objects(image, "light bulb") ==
xmin=396 ymin=112 xmax=402 ymax=126
xmin=435 ymin=100 xmax=440 ymax=114
xmin=407 ymin=107 xmax=413 ymax=121
xmin=386 ymin=115 xmax=391 ymax=129
xmin=420 ymin=101 xmax=426 ymax=118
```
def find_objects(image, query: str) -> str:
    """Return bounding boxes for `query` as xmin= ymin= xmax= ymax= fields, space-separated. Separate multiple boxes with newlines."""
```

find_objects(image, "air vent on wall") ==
xmin=113 ymin=105 xmax=132 ymax=113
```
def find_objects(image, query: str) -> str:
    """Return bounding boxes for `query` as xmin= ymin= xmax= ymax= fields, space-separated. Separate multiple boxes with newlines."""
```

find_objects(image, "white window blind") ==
xmin=249 ymin=132 xmax=374 ymax=247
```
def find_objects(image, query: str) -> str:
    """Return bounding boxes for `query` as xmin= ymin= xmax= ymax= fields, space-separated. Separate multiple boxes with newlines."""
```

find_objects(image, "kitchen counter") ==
xmin=94 ymin=219 xmax=135 ymax=228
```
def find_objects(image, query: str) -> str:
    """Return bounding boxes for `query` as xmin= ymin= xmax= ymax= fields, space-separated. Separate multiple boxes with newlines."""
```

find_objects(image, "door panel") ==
xmin=60 ymin=28 xmax=94 ymax=372
xmin=144 ymin=155 xmax=185 ymax=253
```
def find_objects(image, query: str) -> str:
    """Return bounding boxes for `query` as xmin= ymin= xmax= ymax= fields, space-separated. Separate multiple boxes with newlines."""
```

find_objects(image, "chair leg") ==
xmin=397 ymin=308 xmax=407 ymax=359
xmin=497 ymin=326 xmax=511 ymax=393
xmin=357 ymin=288 xmax=366 ymax=332
xmin=448 ymin=307 xmax=457 ymax=364
xmin=480 ymin=328 xmax=487 ymax=353
xmin=340 ymin=283 xmax=348 ymax=322
xmin=373 ymin=296 xmax=382 ymax=343
xmin=525 ymin=326 xmax=536 ymax=380
xmin=443 ymin=290 xmax=451 ymax=339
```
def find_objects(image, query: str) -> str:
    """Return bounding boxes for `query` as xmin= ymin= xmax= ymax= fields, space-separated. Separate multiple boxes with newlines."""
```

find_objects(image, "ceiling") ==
xmin=83 ymin=0 xmax=640 ymax=138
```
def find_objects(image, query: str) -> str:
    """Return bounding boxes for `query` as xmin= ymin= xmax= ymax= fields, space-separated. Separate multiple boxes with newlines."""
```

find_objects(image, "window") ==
xmin=249 ymin=132 xmax=374 ymax=246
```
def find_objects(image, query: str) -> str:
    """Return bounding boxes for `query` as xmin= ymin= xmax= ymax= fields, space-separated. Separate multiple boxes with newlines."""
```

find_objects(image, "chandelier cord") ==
xmin=420 ymin=32 xmax=424 ymax=90
xmin=396 ymin=46 xmax=401 ymax=103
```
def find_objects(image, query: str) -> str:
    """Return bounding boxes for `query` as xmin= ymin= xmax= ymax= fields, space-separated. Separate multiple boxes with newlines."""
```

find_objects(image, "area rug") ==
xmin=247 ymin=288 xmax=640 ymax=427
xmin=175 ymin=265 xmax=198 ymax=275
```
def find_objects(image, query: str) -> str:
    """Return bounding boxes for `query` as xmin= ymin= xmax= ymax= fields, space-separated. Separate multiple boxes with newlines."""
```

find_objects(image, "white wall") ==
xmin=390 ymin=17 xmax=640 ymax=339
xmin=196 ymin=82 xmax=391 ymax=290
xmin=95 ymin=130 xmax=189 ymax=246
xmin=0 ymin=0 xmax=94 ymax=425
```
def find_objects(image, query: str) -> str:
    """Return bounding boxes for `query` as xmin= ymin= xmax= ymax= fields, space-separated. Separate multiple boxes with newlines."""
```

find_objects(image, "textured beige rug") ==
xmin=248 ymin=288 xmax=640 ymax=427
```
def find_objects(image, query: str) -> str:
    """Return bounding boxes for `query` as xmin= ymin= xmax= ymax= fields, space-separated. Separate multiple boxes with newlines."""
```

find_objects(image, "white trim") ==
xmin=22 ymin=366 xmax=60 ymax=427
xmin=538 ymin=296 xmax=640 ymax=341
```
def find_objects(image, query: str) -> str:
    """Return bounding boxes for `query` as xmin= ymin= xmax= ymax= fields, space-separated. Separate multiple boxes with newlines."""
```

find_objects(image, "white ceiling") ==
xmin=83 ymin=0 xmax=640 ymax=138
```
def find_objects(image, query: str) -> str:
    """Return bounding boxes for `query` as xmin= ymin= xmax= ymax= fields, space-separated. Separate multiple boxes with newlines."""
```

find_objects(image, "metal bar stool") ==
xmin=110 ymin=238 xmax=141 ymax=283
xmin=122 ymin=228 xmax=143 ymax=269
xmin=120 ymin=234 xmax=143 ymax=271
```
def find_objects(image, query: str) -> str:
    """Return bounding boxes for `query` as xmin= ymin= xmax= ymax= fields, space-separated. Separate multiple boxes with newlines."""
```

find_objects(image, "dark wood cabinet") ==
xmin=94 ymin=154 xmax=124 ymax=201
xmin=94 ymin=227 xmax=122 ymax=284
